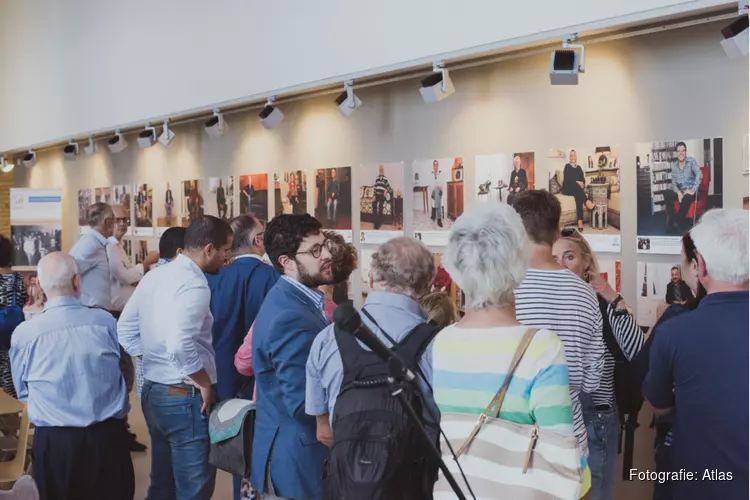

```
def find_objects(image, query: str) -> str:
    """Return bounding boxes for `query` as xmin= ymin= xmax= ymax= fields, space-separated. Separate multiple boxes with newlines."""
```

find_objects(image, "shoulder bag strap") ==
xmin=11 ymin=273 xmax=18 ymax=307
xmin=456 ymin=328 xmax=538 ymax=457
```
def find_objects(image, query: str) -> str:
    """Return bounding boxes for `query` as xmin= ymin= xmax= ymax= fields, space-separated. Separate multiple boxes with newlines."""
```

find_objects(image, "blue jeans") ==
xmin=142 ymin=381 xmax=217 ymax=500
xmin=580 ymin=393 xmax=619 ymax=500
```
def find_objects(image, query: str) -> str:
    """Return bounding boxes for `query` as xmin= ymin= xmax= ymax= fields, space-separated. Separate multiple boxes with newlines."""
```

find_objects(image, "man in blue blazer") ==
xmin=252 ymin=214 xmax=334 ymax=500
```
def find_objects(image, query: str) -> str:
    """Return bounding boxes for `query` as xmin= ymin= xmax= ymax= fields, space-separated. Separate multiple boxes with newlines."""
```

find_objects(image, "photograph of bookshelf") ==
xmin=649 ymin=143 xmax=678 ymax=214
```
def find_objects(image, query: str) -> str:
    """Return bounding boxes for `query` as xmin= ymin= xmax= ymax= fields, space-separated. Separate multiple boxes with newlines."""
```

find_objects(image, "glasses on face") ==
xmin=296 ymin=239 xmax=333 ymax=259
xmin=114 ymin=218 xmax=130 ymax=225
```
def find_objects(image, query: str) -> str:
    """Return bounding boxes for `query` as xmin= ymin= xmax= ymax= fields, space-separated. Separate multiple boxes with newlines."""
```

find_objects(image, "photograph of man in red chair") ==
xmin=635 ymin=138 xmax=723 ymax=250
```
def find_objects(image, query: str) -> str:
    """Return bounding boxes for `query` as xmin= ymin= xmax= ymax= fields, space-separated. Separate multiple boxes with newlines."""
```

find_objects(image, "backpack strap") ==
xmin=361 ymin=308 xmax=438 ymax=371
xmin=333 ymin=324 xmax=369 ymax=385
xmin=456 ymin=328 xmax=538 ymax=457
xmin=11 ymin=273 xmax=17 ymax=308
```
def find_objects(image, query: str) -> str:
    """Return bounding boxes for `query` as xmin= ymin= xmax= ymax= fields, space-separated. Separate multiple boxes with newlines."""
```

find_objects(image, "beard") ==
xmin=297 ymin=258 xmax=333 ymax=288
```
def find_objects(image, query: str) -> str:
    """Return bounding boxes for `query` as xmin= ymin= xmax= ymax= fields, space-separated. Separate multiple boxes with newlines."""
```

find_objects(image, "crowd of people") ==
xmin=0 ymin=191 xmax=746 ymax=500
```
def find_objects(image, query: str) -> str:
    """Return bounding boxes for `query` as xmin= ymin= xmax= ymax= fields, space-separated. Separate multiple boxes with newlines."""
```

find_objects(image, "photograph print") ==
xmin=275 ymin=170 xmax=308 ymax=216
xmin=548 ymin=147 xmax=622 ymax=252
xmin=122 ymin=238 xmax=133 ymax=264
xmin=135 ymin=240 xmax=150 ymax=265
xmin=636 ymin=261 xmax=695 ymax=332
xmin=94 ymin=186 xmax=111 ymax=205
xmin=181 ymin=179 xmax=204 ymax=227
xmin=413 ymin=157 xmax=464 ymax=232
xmin=359 ymin=163 xmax=404 ymax=232
xmin=636 ymin=138 xmax=723 ymax=254
xmin=11 ymin=225 xmax=62 ymax=268
xmin=314 ymin=167 xmax=352 ymax=230
xmin=239 ymin=174 xmax=269 ymax=222
xmin=156 ymin=182 xmax=178 ymax=230
xmin=20 ymin=270 xmax=47 ymax=319
xmin=133 ymin=183 xmax=154 ymax=234
xmin=77 ymin=189 xmax=92 ymax=226
xmin=206 ymin=176 xmax=235 ymax=221
xmin=475 ymin=152 xmax=535 ymax=205
xmin=431 ymin=252 xmax=463 ymax=312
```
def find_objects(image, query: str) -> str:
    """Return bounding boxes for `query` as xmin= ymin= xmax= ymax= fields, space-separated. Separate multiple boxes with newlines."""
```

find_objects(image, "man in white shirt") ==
xmin=69 ymin=202 xmax=115 ymax=310
xmin=118 ymin=215 xmax=232 ymax=500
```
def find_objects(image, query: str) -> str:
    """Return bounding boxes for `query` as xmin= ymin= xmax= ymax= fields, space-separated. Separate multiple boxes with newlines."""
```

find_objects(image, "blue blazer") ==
xmin=251 ymin=278 xmax=330 ymax=499
xmin=205 ymin=256 xmax=279 ymax=401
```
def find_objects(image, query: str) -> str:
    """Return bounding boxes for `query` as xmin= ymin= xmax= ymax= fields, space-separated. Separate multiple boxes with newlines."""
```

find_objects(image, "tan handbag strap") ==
xmin=456 ymin=328 xmax=538 ymax=457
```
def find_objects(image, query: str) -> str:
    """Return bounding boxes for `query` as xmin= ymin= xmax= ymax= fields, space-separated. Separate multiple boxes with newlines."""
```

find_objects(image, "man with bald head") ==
xmin=306 ymin=236 xmax=440 ymax=446
xmin=10 ymin=252 xmax=134 ymax=500
xmin=69 ymin=202 xmax=115 ymax=310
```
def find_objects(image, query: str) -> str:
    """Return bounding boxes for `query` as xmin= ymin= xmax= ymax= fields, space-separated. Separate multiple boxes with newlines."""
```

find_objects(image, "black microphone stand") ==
xmin=385 ymin=358 xmax=468 ymax=500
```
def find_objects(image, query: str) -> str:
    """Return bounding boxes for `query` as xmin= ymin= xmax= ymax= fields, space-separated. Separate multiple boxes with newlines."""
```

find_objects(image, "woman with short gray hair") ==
xmin=432 ymin=203 xmax=578 ymax=498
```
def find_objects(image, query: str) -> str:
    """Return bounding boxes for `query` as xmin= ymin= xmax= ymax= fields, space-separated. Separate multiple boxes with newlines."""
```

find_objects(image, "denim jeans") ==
xmin=142 ymin=381 xmax=216 ymax=500
xmin=580 ymin=393 xmax=619 ymax=500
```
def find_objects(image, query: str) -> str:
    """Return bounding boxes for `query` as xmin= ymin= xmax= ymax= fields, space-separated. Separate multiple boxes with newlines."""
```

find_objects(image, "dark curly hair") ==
xmin=324 ymin=231 xmax=358 ymax=283
xmin=512 ymin=190 xmax=561 ymax=246
xmin=264 ymin=214 xmax=322 ymax=272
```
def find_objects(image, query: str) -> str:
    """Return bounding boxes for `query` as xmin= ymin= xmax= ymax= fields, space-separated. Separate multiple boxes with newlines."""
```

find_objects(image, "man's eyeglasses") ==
xmin=114 ymin=218 xmax=130 ymax=225
xmin=297 ymin=239 xmax=333 ymax=259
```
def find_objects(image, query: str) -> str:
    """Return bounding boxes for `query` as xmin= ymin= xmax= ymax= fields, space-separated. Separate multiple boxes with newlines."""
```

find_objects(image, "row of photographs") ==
xmin=74 ymin=137 xmax=726 ymax=255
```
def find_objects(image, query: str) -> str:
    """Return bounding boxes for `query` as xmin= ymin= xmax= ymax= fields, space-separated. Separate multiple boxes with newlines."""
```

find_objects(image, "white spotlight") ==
xmin=259 ymin=97 xmax=284 ymax=130
xmin=158 ymin=119 xmax=176 ymax=146
xmin=107 ymin=130 xmax=128 ymax=154
xmin=22 ymin=150 xmax=36 ymax=168
xmin=63 ymin=141 xmax=79 ymax=161
xmin=550 ymin=33 xmax=586 ymax=85
xmin=0 ymin=157 xmax=13 ymax=173
xmin=335 ymin=80 xmax=362 ymax=117
xmin=420 ymin=61 xmax=455 ymax=103
xmin=84 ymin=136 xmax=98 ymax=155
xmin=205 ymin=109 xmax=228 ymax=138
xmin=720 ymin=1 xmax=749 ymax=59
xmin=137 ymin=124 xmax=157 ymax=149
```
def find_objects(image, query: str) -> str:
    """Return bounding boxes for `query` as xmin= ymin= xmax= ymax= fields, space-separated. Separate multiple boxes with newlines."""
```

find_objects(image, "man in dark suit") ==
xmin=665 ymin=266 xmax=693 ymax=305
xmin=165 ymin=183 xmax=174 ymax=226
xmin=205 ymin=214 xmax=278 ymax=499
xmin=506 ymin=155 xmax=528 ymax=206
xmin=251 ymin=214 xmax=334 ymax=500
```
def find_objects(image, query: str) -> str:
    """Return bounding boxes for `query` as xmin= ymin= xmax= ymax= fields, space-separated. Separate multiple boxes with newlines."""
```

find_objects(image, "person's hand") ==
xmin=587 ymin=270 xmax=618 ymax=303
xmin=184 ymin=379 xmax=215 ymax=415
xmin=440 ymin=286 xmax=447 ymax=293
xmin=677 ymin=192 xmax=684 ymax=203
xmin=577 ymin=181 xmax=585 ymax=188
xmin=317 ymin=424 xmax=333 ymax=448
xmin=143 ymin=251 xmax=160 ymax=268
xmin=685 ymin=189 xmax=695 ymax=196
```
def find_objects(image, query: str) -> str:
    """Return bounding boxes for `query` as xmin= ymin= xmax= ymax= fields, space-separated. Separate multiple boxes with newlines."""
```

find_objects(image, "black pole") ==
xmin=386 ymin=359 xmax=468 ymax=500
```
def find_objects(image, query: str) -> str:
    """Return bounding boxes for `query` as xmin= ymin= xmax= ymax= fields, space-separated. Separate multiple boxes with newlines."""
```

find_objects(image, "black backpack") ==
xmin=325 ymin=319 xmax=440 ymax=500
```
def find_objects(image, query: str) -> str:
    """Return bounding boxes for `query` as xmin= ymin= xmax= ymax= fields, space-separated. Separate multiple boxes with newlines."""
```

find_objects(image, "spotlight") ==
xmin=158 ymin=119 xmax=176 ymax=146
xmin=335 ymin=81 xmax=362 ymax=117
xmin=205 ymin=109 xmax=228 ymax=138
xmin=259 ymin=97 xmax=284 ymax=130
xmin=137 ymin=124 xmax=157 ymax=149
xmin=550 ymin=34 xmax=586 ymax=85
xmin=420 ymin=61 xmax=455 ymax=103
xmin=720 ymin=1 xmax=749 ymax=59
xmin=0 ymin=157 xmax=13 ymax=173
xmin=107 ymin=130 xmax=128 ymax=154
xmin=22 ymin=150 xmax=36 ymax=168
xmin=63 ymin=141 xmax=79 ymax=161
xmin=84 ymin=136 xmax=98 ymax=155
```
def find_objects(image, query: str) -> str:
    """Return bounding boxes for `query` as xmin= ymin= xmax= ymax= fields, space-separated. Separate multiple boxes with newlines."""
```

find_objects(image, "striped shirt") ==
xmin=515 ymin=268 xmax=605 ymax=459
xmin=281 ymin=276 xmax=326 ymax=320
xmin=433 ymin=324 xmax=575 ymax=434
xmin=373 ymin=175 xmax=391 ymax=196
xmin=593 ymin=302 xmax=644 ymax=406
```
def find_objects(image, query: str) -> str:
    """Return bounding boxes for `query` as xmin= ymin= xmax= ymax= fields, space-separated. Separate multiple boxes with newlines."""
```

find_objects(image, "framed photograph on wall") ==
xmin=359 ymin=162 xmax=404 ymax=244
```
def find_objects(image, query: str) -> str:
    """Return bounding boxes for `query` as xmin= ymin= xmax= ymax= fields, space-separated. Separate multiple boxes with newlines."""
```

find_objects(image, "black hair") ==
xmin=264 ymin=214 xmax=322 ymax=272
xmin=676 ymin=141 xmax=687 ymax=151
xmin=230 ymin=214 xmax=260 ymax=255
xmin=681 ymin=232 xmax=707 ymax=310
xmin=671 ymin=266 xmax=680 ymax=272
xmin=512 ymin=190 xmax=562 ymax=246
xmin=0 ymin=235 xmax=13 ymax=268
xmin=184 ymin=215 xmax=232 ymax=252
xmin=159 ymin=227 xmax=187 ymax=260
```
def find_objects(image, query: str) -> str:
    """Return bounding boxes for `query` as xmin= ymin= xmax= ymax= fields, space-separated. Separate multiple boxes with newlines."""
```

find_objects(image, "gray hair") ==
xmin=87 ymin=203 xmax=113 ymax=227
xmin=37 ymin=252 xmax=79 ymax=296
xmin=370 ymin=237 xmax=435 ymax=300
xmin=691 ymin=209 xmax=749 ymax=285
xmin=230 ymin=214 xmax=261 ymax=256
xmin=444 ymin=202 xmax=529 ymax=309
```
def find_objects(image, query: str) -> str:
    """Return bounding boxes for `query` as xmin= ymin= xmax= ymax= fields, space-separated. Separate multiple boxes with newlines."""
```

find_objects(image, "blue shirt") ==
xmin=69 ymin=228 xmax=111 ymax=310
xmin=118 ymin=254 xmax=217 ymax=385
xmin=305 ymin=291 xmax=438 ymax=438
xmin=282 ymin=275 xmax=327 ymax=320
xmin=644 ymin=291 xmax=748 ymax=499
xmin=671 ymin=156 xmax=703 ymax=194
xmin=10 ymin=296 xmax=128 ymax=427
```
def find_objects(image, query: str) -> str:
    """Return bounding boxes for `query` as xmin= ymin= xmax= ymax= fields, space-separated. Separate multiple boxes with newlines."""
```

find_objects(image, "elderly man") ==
xmin=644 ymin=209 xmax=748 ymax=500
xmin=305 ymin=236 xmax=439 ymax=448
xmin=205 ymin=214 xmax=279 ymax=500
xmin=10 ymin=252 xmax=133 ymax=500
xmin=69 ymin=202 xmax=115 ymax=309
xmin=119 ymin=216 xmax=232 ymax=500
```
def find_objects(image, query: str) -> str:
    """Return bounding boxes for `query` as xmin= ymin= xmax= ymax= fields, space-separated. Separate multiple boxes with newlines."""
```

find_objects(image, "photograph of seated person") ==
xmin=561 ymin=149 xmax=596 ymax=232
xmin=665 ymin=265 xmax=693 ymax=305
xmin=430 ymin=254 xmax=452 ymax=293
xmin=506 ymin=155 xmax=528 ymax=206
xmin=663 ymin=141 xmax=702 ymax=232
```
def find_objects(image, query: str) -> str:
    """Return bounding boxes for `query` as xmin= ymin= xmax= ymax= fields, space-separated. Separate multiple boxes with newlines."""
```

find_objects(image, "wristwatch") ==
xmin=610 ymin=295 xmax=632 ymax=316
xmin=610 ymin=295 xmax=623 ymax=308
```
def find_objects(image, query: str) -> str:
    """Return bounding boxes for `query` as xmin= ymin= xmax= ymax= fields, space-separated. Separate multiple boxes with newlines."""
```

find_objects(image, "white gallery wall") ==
xmin=0 ymin=0 xmax=734 ymax=151
xmin=13 ymin=22 xmax=749 ymax=308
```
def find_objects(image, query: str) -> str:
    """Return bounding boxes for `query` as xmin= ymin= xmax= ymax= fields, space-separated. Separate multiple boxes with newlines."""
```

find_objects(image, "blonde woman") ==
xmin=553 ymin=228 xmax=645 ymax=500
xmin=419 ymin=291 xmax=460 ymax=331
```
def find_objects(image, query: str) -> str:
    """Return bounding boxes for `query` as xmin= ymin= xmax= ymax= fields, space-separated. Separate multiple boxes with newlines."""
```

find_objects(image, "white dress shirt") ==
xmin=69 ymin=228 xmax=111 ymax=310
xmin=117 ymin=254 xmax=216 ymax=385
xmin=107 ymin=236 xmax=144 ymax=312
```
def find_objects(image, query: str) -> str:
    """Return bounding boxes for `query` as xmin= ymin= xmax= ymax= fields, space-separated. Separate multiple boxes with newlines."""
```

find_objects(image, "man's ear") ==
xmin=278 ymin=254 xmax=294 ymax=273
xmin=696 ymin=254 xmax=709 ymax=279
xmin=176 ymin=248 xmax=183 ymax=256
